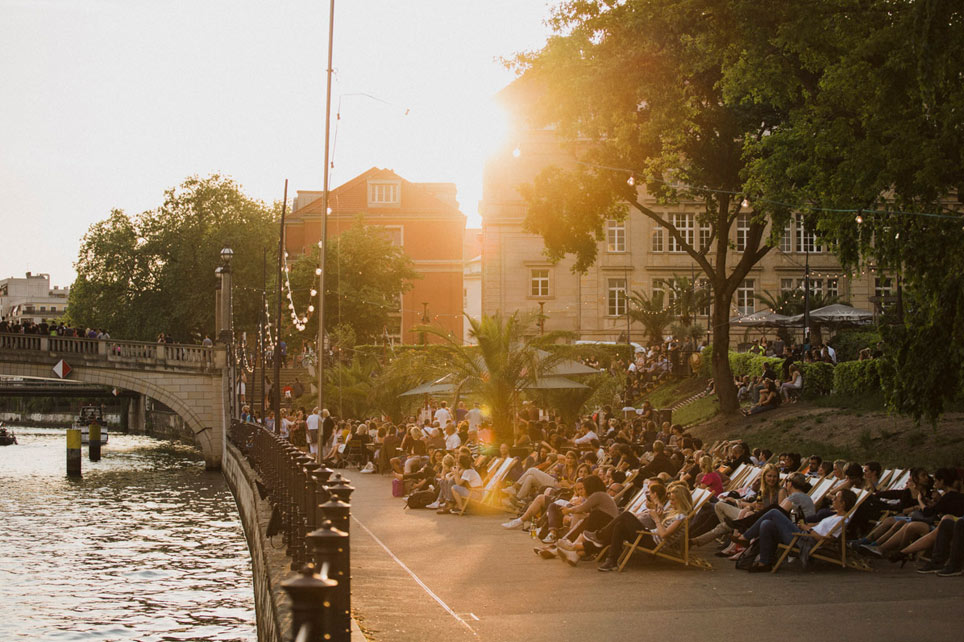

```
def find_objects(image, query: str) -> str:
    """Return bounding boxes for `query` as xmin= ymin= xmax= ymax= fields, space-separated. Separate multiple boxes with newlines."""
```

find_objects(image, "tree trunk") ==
xmin=711 ymin=288 xmax=739 ymax=413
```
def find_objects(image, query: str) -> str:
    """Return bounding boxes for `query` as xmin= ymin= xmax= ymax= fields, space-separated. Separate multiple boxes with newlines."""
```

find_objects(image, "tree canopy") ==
xmin=287 ymin=222 xmax=420 ymax=346
xmin=68 ymin=175 xmax=279 ymax=341
xmin=513 ymin=0 xmax=964 ymax=419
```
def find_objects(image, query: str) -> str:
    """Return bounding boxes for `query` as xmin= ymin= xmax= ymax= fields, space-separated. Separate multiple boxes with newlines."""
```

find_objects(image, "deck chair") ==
xmin=724 ymin=463 xmax=749 ymax=491
xmin=877 ymin=469 xmax=895 ymax=489
xmin=616 ymin=488 xmax=715 ymax=571
xmin=459 ymin=457 xmax=517 ymax=515
xmin=771 ymin=489 xmax=872 ymax=573
xmin=738 ymin=466 xmax=763 ymax=492
xmin=808 ymin=477 xmax=835 ymax=506
xmin=612 ymin=469 xmax=640 ymax=505
xmin=480 ymin=457 xmax=504 ymax=485
xmin=594 ymin=483 xmax=651 ymax=562
xmin=887 ymin=469 xmax=910 ymax=491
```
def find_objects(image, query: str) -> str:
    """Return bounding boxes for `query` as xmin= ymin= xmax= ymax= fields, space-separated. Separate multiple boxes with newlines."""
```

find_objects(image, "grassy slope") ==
xmin=643 ymin=378 xmax=964 ymax=469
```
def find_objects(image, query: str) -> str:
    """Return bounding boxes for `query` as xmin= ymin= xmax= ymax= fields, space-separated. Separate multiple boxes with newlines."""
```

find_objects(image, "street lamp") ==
xmin=219 ymin=247 xmax=234 ymax=344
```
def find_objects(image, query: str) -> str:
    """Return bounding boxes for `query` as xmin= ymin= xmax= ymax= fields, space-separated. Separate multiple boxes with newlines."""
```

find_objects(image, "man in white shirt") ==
xmin=306 ymin=407 xmax=321 ymax=455
xmin=444 ymin=423 xmax=461 ymax=450
xmin=573 ymin=421 xmax=598 ymax=446
xmin=434 ymin=401 xmax=452 ymax=428
xmin=466 ymin=402 xmax=483 ymax=432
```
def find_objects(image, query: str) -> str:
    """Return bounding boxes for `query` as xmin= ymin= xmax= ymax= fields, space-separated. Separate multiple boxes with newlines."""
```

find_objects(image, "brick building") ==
xmin=285 ymin=168 xmax=466 ymax=344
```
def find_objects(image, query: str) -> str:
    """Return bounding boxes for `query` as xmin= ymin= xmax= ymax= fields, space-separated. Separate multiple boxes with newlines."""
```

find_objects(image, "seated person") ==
xmin=780 ymin=365 xmax=804 ymax=401
xmin=447 ymin=454 xmax=484 ymax=514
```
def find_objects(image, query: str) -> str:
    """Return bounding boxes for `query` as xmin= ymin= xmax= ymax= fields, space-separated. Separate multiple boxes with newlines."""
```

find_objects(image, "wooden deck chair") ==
xmin=480 ymin=457 xmax=504 ymax=485
xmin=877 ymin=469 xmax=895 ymax=489
xmin=771 ymin=489 xmax=873 ymax=573
xmin=739 ymin=466 xmax=763 ymax=491
xmin=616 ymin=488 xmax=715 ymax=572
xmin=458 ymin=457 xmax=517 ymax=516
xmin=888 ymin=469 xmax=910 ymax=491
xmin=612 ymin=470 xmax=640 ymax=504
xmin=808 ymin=477 xmax=835 ymax=506
xmin=724 ymin=463 xmax=749 ymax=491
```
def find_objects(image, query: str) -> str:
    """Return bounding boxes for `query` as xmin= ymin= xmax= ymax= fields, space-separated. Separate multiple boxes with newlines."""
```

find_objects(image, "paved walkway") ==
xmin=347 ymin=472 xmax=964 ymax=641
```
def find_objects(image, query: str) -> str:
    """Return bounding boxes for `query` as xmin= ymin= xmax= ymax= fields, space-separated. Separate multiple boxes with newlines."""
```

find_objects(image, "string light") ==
xmin=855 ymin=215 xmax=863 ymax=224
xmin=512 ymin=147 xmax=522 ymax=158
xmin=627 ymin=175 xmax=635 ymax=187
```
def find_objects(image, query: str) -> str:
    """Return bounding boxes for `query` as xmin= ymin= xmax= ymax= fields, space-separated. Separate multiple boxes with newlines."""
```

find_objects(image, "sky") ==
xmin=0 ymin=0 xmax=554 ymax=286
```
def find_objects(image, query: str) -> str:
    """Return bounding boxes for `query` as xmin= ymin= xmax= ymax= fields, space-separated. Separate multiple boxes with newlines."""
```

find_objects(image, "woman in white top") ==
xmin=744 ymin=488 xmax=858 ymax=572
xmin=446 ymin=454 xmax=484 ymax=514
xmin=780 ymin=365 xmax=804 ymax=401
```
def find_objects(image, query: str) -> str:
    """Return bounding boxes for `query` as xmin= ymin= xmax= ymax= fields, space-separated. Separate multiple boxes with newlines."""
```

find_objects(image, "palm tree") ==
xmin=755 ymin=289 xmax=845 ymax=344
xmin=665 ymin=276 xmax=711 ymax=327
xmin=628 ymin=290 xmax=674 ymax=344
xmin=419 ymin=312 xmax=568 ymax=443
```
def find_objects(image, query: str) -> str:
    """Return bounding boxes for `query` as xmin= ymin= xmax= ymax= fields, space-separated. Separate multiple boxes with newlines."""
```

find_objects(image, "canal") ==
xmin=0 ymin=427 xmax=256 ymax=641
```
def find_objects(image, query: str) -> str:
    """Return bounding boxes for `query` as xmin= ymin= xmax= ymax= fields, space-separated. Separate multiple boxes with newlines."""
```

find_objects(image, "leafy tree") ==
xmin=722 ymin=0 xmax=964 ymax=422
xmin=69 ymin=175 xmax=279 ymax=341
xmin=627 ymin=290 xmax=673 ymax=345
xmin=288 ymin=222 xmax=420 ymax=346
xmin=512 ymin=0 xmax=793 ymax=413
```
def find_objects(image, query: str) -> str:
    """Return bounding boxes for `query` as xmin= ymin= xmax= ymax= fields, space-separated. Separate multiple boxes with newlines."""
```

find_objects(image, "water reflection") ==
xmin=0 ymin=428 xmax=256 ymax=641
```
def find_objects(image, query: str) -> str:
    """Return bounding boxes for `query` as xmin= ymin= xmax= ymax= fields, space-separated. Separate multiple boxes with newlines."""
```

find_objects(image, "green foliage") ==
xmin=543 ymin=343 xmax=633 ymax=368
xmin=797 ymin=362 xmax=834 ymax=399
xmin=728 ymin=352 xmax=782 ymax=378
xmin=698 ymin=345 xmax=714 ymax=378
xmin=68 ymin=175 xmax=279 ymax=341
xmin=829 ymin=329 xmax=882 ymax=363
xmin=288 ymin=221 xmax=420 ymax=345
xmin=627 ymin=290 xmax=674 ymax=345
xmin=833 ymin=360 xmax=883 ymax=397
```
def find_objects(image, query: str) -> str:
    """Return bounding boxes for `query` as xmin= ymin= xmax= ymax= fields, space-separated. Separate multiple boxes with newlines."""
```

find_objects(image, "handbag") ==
xmin=735 ymin=539 xmax=761 ymax=571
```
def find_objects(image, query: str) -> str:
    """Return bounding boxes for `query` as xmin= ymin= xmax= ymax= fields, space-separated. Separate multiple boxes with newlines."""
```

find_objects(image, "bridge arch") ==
xmin=0 ymin=335 xmax=228 ymax=468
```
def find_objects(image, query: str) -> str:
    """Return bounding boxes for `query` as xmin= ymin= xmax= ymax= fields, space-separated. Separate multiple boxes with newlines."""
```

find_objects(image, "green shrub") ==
xmin=698 ymin=344 xmax=714 ymax=377
xmin=830 ymin=329 xmax=881 ymax=362
xmin=832 ymin=359 xmax=882 ymax=396
xmin=797 ymin=361 xmax=834 ymax=398
xmin=728 ymin=351 xmax=782 ymax=377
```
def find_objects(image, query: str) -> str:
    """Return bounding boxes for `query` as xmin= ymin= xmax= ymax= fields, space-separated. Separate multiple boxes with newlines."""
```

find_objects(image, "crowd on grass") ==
xmin=248 ymin=400 xmax=964 ymax=577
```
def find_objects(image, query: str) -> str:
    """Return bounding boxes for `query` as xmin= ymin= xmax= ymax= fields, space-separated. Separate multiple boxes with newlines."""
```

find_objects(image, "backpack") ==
xmin=405 ymin=490 xmax=436 ymax=509
xmin=734 ymin=539 xmax=761 ymax=571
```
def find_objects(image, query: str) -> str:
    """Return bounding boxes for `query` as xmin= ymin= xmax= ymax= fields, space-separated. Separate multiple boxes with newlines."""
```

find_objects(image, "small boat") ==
xmin=0 ymin=423 xmax=16 ymax=446
xmin=76 ymin=405 xmax=109 ymax=445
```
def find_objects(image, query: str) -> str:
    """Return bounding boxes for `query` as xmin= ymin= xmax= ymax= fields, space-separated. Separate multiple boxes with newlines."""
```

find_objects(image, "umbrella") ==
xmin=729 ymin=309 xmax=794 ymax=327
xmin=533 ymin=349 xmax=601 ymax=376
xmin=524 ymin=376 xmax=588 ymax=390
xmin=398 ymin=374 xmax=457 ymax=397
xmin=786 ymin=303 xmax=873 ymax=326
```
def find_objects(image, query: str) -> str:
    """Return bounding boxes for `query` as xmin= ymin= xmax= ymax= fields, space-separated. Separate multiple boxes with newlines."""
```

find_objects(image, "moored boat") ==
xmin=0 ymin=423 xmax=16 ymax=446
xmin=76 ymin=405 xmax=109 ymax=445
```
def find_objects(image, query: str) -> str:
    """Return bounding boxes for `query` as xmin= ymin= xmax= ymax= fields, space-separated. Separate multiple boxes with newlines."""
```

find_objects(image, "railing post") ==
xmin=307 ymin=520 xmax=350 ymax=642
xmin=281 ymin=563 xmax=338 ymax=642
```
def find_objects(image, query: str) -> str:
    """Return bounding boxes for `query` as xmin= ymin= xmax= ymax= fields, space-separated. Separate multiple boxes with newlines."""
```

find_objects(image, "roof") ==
xmin=288 ymin=167 xmax=464 ymax=220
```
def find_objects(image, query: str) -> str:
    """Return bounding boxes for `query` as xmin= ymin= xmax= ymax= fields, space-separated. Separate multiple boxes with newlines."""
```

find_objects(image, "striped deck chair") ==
xmin=724 ymin=463 xmax=750 ymax=491
xmin=459 ymin=457 xmax=517 ymax=515
xmin=771 ymin=489 xmax=873 ymax=573
xmin=617 ymin=488 xmax=715 ymax=571
xmin=480 ymin=457 xmax=504 ymax=485
xmin=887 ymin=469 xmax=910 ymax=491
xmin=877 ymin=469 xmax=896 ymax=489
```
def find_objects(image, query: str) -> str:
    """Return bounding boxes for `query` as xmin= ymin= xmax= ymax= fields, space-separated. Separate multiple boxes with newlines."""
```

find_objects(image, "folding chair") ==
xmin=771 ymin=489 xmax=872 ymax=572
xmin=724 ymin=463 xmax=749 ymax=491
xmin=808 ymin=477 xmax=835 ymax=506
xmin=617 ymin=488 xmax=715 ymax=571
xmin=888 ymin=469 xmax=910 ymax=491
xmin=459 ymin=457 xmax=517 ymax=515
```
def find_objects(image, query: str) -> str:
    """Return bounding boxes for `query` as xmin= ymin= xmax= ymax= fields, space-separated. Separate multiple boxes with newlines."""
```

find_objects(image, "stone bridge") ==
xmin=0 ymin=333 xmax=230 ymax=468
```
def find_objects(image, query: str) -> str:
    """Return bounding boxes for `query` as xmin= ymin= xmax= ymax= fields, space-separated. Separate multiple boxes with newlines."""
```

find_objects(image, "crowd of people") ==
xmin=250 ymin=397 xmax=963 ymax=577
xmin=0 ymin=319 xmax=112 ymax=339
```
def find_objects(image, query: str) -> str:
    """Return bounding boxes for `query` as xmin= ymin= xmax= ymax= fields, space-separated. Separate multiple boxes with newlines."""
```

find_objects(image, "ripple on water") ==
xmin=0 ymin=429 xmax=255 ymax=642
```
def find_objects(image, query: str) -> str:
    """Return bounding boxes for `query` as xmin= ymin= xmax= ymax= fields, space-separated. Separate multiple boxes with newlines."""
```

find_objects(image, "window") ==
xmin=368 ymin=181 xmax=400 ymax=205
xmin=796 ymin=278 xmax=823 ymax=295
xmin=795 ymin=215 xmax=822 ymax=253
xmin=608 ymin=278 xmax=627 ymax=316
xmin=606 ymin=219 xmax=626 ymax=252
xmin=653 ymin=279 xmax=674 ymax=309
xmin=735 ymin=214 xmax=750 ymax=252
xmin=530 ymin=269 xmax=550 ymax=297
xmin=780 ymin=278 xmax=795 ymax=294
xmin=827 ymin=277 xmax=839 ymax=299
xmin=697 ymin=278 xmax=711 ymax=316
xmin=39 ymin=306 xmax=46 ymax=312
xmin=651 ymin=227 xmax=664 ymax=253
xmin=737 ymin=279 xmax=755 ymax=315
xmin=699 ymin=223 xmax=712 ymax=252
xmin=875 ymin=276 xmax=893 ymax=298
xmin=669 ymin=213 xmax=693 ymax=253
xmin=382 ymin=226 xmax=403 ymax=247
xmin=780 ymin=223 xmax=792 ymax=253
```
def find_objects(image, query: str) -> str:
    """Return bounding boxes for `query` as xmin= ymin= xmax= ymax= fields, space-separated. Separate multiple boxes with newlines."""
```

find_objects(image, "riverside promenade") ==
xmin=348 ymin=472 xmax=964 ymax=642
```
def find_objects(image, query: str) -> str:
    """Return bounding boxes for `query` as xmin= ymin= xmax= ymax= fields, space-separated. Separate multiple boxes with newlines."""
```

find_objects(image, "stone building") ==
xmin=480 ymin=88 xmax=892 ymax=345
xmin=0 ymin=272 xmax=70 ymax=324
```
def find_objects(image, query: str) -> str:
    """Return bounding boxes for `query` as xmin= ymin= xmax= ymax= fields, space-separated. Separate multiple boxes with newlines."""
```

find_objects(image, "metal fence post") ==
xmin=281 ymin=563 xmax=337 ymax=642
xmin=307 ymin=520 xmax=350 ymax=642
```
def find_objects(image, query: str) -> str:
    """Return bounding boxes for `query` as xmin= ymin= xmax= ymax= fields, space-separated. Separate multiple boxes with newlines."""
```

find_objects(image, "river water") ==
xmin=0 ymin=427 xmax=256 ymax=641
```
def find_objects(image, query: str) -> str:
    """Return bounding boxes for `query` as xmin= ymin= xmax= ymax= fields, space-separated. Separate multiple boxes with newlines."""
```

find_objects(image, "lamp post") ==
xmin=803 ymin=221 xmax=811 ymax=351
xmin=538 ymin=301 xmax=545 ymax=335
xmin=420 ymin=302 xmax=429 ymax=345
xmin=219 ymin=246 xmax=235 ymax=417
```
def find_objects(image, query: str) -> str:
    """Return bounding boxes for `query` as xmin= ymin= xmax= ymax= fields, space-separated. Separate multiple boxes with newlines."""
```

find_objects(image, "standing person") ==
xmin=455 ymin=401 xmax=468 ymax=424
xmin=321 ymin=409 xmax=335 ymax=456
xmin=237 ymin=373 xmax=247 ymax=405
xmin=292 ymin=377 xmax=305 ymax=399
xmin=466 ymin=402 xmax=483 ymax=433
xmin=434 ymin=401 xmax=452 ymax=428
xmin=306 ymin=407 xmax=322 ymax=456
xmin=279 ymin=340 xmax=288 ymax=366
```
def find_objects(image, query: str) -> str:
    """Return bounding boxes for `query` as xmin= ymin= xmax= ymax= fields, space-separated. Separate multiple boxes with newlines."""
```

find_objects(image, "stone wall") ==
xmin=222 ymin=440 xmax=291 ymax=642
xmin=145 ymin=409 xmax=196 ymax=445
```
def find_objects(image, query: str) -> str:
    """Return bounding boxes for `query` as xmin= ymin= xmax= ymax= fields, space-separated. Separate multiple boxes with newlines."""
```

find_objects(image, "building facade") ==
xmin=0 ymin=272 xmax=70 ymax=325
xmin=285 ymin=168 xmax=466 ymax=344
xmin=480 ymin=99 xmax=890 ymax=345
xmin=463 ymin=228 xmax=483 ymax=344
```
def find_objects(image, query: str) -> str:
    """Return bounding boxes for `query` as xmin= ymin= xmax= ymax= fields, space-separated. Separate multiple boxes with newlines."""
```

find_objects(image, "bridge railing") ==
xmin=0 ymin=333 xmax=221 ymax=371
xmin=228 ymin=420 xmax=352 ymax=642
